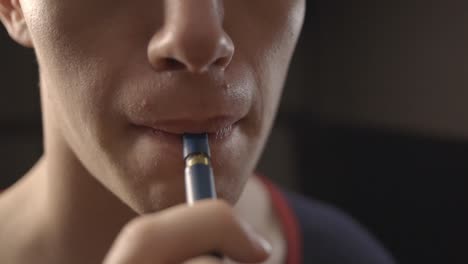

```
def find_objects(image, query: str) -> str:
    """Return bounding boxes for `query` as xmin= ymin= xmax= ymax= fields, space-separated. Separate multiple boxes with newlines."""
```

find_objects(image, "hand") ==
xmin=103 ymin=200 xmax=272 ymax=264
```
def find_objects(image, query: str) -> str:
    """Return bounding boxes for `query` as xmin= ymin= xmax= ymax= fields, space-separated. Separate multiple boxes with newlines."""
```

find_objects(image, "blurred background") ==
xmin=1 ymin=1 xmax=467 ymax=263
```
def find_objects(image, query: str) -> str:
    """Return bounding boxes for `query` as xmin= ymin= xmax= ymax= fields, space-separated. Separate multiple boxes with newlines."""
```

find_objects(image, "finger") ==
xmin=103 ymin=200 xmax=271 ymax=264
xmin=182 ymin=256 xmax=223 ymax=264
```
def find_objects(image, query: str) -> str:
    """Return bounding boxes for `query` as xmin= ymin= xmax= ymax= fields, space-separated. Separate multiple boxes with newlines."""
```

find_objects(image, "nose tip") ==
xmin=148 ymin=28 xmax=234 ymax=73
xmin=147 ymin=1 xmax=234 ymax=73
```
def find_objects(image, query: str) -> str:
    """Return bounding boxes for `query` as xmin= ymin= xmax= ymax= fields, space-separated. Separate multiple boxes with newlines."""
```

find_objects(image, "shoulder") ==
xmin=282 ymin=190 xmax=397 ymax=264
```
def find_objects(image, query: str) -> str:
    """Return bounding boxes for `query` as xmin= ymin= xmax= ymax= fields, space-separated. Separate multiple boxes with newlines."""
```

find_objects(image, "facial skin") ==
xmin=2 ymin=0 xmax=305 ymax=213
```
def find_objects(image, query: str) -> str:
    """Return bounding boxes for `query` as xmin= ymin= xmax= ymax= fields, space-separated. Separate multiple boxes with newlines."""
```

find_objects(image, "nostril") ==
xmin=163 ymin=58 xmax=186 ymax=71
xmin=213 ymin=56 xmax=231 ymax=69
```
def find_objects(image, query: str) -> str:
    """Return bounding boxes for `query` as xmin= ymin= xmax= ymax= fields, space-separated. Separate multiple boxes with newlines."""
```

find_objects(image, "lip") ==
xmin=133 ymin=116 xmax=240 ymax=143
xmin=149 ymin=116 xmax=239 ymax=134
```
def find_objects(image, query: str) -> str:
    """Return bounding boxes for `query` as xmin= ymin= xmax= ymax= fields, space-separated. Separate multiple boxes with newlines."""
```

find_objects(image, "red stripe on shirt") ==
xmin=258 ymin=176 xmax=302 ymax=264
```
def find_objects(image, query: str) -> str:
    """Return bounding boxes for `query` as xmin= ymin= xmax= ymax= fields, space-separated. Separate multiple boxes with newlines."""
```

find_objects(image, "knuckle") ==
xmin=209 ymin=200 xmax=237 ymax=227
xmin=104 ymin=218 xmax=153 ymax=264
xmin=119 ymin=217 xmax=151 ymax=246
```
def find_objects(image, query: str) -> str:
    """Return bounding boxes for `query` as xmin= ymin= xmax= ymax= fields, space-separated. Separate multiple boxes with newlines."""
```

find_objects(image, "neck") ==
xmin=0 ymin=143 xmax=138 ymax=263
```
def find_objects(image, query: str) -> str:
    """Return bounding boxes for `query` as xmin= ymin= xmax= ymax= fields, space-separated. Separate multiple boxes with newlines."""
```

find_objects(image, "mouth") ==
xmin=151 ymin=119 xmax=237 ymax=140
xmin=133 ymin=116 xmax=241 ymax=145
xmin=149 ymin=115 xmax=238 ymax=136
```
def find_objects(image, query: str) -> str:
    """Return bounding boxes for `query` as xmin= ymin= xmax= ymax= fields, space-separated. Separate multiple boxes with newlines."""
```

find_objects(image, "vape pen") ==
xmin=183 ymin=133 xmax=223 ymax=259
xmin=183 ymin=133 xmax=217 ymax=204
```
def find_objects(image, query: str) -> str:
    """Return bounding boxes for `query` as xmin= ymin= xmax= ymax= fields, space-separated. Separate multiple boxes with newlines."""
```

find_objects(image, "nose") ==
xmin=148 ymin=0 xmax=234 ymax=73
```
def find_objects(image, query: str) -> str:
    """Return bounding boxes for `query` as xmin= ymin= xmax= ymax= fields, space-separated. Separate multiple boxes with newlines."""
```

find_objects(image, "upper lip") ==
xmin=139 ymin=116 xmax=240 ymax=134
xmin=124 ymin=71 xmax=250 ymax=134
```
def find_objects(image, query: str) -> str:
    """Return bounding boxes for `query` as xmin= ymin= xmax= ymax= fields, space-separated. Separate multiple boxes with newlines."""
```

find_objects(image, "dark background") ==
xmin=1 ymin=1 xmax=467 ymax=263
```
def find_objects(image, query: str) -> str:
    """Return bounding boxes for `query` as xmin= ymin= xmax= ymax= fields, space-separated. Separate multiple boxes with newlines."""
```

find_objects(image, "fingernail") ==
xmin=239 ymin=220 xmax=272 ymax=255
xmin=250 ymin=233 xmax=272 ymax=255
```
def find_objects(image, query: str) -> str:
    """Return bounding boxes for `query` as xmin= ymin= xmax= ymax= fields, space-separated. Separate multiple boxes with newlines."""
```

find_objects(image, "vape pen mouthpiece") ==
xmin=183 ymin=133 xmax=211 ymax=160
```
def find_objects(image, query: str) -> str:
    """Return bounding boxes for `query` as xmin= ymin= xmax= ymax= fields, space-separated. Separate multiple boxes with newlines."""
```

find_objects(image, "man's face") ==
xmin=15 ymin=0 xmax=305 ymax=212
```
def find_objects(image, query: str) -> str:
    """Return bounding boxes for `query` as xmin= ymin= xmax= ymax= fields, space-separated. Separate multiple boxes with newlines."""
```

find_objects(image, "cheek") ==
xmin=21 ymin=1 xmax=130 ymax=134
xmin=227 ymin=0 xmax=305 ymax=120
xmin=22 ymin=0 xmax=150 ymax=75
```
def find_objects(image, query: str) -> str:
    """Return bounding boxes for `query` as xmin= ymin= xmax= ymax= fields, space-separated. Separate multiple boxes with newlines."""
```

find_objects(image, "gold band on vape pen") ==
xmin=186 ymin=154 xmax=210 ymax=167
